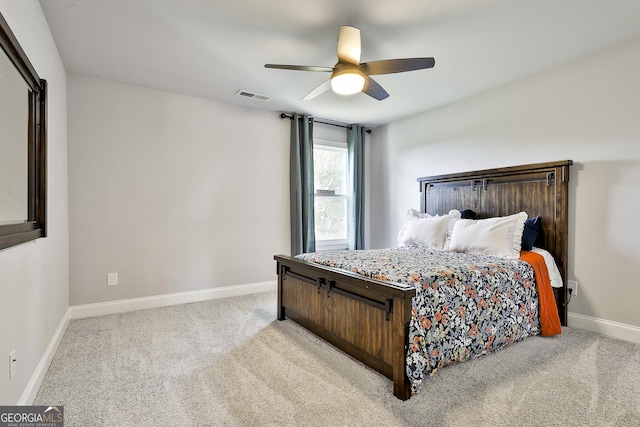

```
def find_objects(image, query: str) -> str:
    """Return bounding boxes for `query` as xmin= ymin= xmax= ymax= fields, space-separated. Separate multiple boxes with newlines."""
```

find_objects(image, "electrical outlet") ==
xmin=568 ymin=280 xmax=578 ymax=296
xmin=9 ymin=350 xmax=16 ymax=380
xmin=107 ymin=273 xmax=118 ymax=286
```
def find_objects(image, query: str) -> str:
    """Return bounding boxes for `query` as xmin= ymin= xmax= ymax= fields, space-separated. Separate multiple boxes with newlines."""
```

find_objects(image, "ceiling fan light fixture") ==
xmin=330 ymin=69 xmax=365 ymax=95
xmin=265 ymin=26 xmax=435 ymax=101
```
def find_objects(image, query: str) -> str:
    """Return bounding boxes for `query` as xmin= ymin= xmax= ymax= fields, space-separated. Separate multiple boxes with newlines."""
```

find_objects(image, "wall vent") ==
xmin=236 ymin=90 xmax=271 ymax=102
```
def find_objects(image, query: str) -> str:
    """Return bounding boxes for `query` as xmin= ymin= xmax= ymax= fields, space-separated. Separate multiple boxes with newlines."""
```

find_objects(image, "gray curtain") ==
xmin=348 ymin=125 xmax=366 ymax=250
xmin=290 ymin=114 xmax=315 ymax=255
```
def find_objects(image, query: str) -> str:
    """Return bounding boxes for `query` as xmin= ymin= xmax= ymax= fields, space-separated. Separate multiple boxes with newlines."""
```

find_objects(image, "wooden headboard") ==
xmin=417 ymin=160 xmax=573 ymax=325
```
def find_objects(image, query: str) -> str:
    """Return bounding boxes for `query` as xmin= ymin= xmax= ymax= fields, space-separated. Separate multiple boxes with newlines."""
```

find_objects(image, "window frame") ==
xmin=313 ymin=138 xmax=350 ymax=251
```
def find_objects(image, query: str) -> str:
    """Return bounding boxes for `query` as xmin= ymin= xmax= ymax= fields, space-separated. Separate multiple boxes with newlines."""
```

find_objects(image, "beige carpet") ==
xmin=35 ymin=291 xmax=640 ymax=426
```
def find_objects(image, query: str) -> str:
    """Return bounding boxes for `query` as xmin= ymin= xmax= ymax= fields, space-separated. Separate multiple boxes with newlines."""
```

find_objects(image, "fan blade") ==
xmin=302 ymin=79 xmax=331 ymax=101
xmin=362 ymin=76 xmax=389 ymax=100
xmin=265 ymin=64 xmax=333 ymax=72
xmin=337 ymin=26 xmax=361 ymax=65
xmin=363 ymin=57 xmax=435 ymax=75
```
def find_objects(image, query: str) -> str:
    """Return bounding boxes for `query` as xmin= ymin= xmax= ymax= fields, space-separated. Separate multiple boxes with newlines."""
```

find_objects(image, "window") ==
xmin=314 ymin=140 xmax=349 ymax=250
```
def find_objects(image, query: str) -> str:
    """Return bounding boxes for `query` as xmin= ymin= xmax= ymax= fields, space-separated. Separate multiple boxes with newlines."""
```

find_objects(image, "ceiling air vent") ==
xmin=236 ymin=90 xmax=271 ymax=102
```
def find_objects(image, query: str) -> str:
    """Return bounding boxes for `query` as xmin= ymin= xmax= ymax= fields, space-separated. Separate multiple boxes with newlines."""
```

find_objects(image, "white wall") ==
xmin=0 ymin=1 xmax=69 ymax=404
xmin=68 ymin=75 xmax=290 ymax=305
xmin=370 ymin=39 xmax=640 ymax=328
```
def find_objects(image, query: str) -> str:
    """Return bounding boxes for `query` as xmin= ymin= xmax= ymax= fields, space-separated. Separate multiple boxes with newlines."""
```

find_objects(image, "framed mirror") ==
xmin=0 ymin=11 xmax=47 ymax=251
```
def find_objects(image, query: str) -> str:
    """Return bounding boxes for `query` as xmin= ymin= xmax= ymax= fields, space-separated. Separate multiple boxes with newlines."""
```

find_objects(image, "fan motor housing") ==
xmin=331 ymin=62 xmax=365 ymax=79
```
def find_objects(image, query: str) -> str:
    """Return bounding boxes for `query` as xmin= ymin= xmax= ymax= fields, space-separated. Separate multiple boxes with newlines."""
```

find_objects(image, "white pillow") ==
xmin=531 ymin=247 xmax=564 ymax=288
xmin=396 ymin=209 xmax=431 ymax=245
xmin=443 ymin=217 xmax=460 ymax=250
xmin=448 ymin=212 xmax=528 ymax=259
xmin=398 ymin=209 xmax=461 ymax=249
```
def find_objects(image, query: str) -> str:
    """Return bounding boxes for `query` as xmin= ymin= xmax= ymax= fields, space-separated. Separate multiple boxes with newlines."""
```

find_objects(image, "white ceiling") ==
xmin=40 ymin=0 xmax=640 ymax=128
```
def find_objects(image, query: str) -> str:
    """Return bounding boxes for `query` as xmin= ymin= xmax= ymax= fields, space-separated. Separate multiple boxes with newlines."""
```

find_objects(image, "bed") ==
xmin=274 ymin=160 xmax=572 ymax=400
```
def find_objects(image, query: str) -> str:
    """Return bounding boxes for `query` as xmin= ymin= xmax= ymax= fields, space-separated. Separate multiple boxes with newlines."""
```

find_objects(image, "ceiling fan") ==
xmin=265 ymin=26 xmax=435 ymax=101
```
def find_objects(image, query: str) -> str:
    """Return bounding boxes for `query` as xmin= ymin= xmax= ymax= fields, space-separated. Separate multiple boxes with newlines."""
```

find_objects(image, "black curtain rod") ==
xmin=279 ymin=113 xmax=371 ymax=134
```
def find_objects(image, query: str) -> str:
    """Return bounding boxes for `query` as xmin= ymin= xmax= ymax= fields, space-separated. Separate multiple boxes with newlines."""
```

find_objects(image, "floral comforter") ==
xmin=296 ymin=246 xmax=541 ymax=393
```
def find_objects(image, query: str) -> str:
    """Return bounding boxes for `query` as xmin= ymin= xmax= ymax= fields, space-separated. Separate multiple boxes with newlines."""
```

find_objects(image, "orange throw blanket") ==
xmin=519 ymin=251 xmax=562 ymax=337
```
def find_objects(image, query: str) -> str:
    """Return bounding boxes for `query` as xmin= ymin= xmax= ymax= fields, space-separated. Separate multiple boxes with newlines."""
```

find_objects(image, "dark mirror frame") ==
xmin=0 ymin=12 xmax=47 ymax=251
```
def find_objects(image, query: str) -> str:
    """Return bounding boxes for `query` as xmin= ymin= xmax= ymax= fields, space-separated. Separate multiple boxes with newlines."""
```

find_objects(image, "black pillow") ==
xmin=521 ymin=216 xmax=540 ymax=251
xmin=459 ymin=209 xmax=476 ymax=219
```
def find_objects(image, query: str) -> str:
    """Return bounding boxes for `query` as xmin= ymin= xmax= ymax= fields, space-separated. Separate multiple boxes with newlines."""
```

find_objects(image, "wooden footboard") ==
xmin=275 ymin=255 xmax=416 ymax=400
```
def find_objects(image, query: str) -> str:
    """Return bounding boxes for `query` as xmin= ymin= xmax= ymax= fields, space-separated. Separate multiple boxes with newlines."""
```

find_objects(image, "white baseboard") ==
xmin=70 ymin=281 xmax=277 ymax=319
xmin=568 ymin=312 xmax=640 ymax=344
xmin=19 ymin=307 xmax=71 ymax=405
